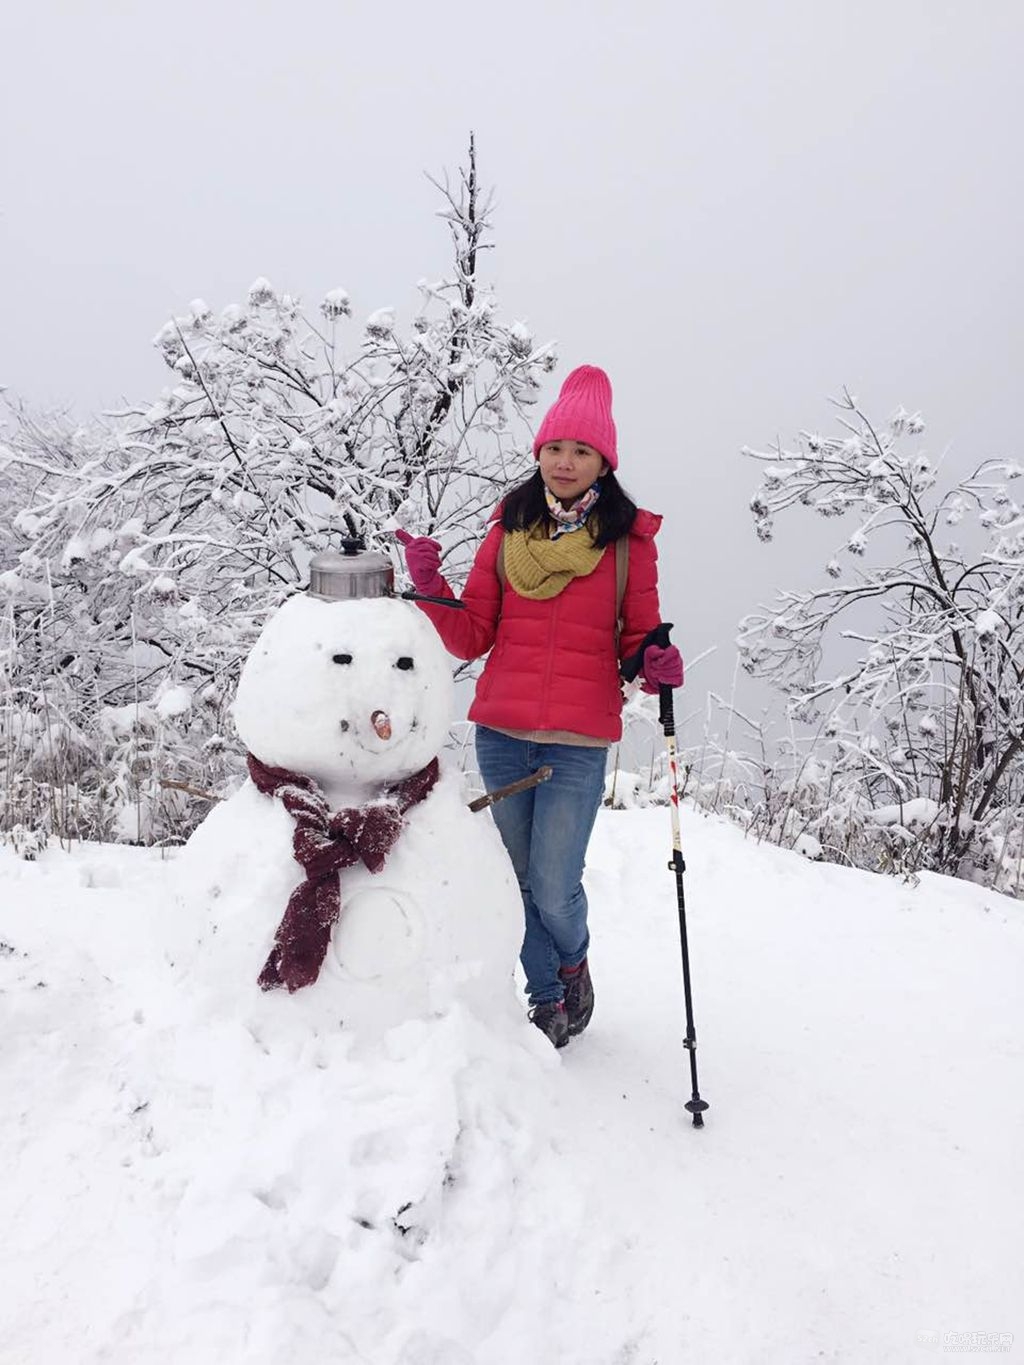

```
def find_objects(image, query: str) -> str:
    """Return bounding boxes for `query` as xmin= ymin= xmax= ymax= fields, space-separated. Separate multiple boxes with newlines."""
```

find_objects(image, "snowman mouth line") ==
xmin=351 ymin=733 xmax=399 ymax=753
xmin=346 ymin=719 xmax=419 ymax=753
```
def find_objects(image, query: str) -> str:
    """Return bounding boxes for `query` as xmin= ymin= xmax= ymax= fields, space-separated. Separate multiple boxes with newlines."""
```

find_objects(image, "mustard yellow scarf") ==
xmin=503 ymin=522 xmax=605 ymax=600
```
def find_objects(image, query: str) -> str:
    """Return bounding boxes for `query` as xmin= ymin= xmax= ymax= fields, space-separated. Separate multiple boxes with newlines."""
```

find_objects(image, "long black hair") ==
xmin=499 ymin=467 xmax=638 ymax=549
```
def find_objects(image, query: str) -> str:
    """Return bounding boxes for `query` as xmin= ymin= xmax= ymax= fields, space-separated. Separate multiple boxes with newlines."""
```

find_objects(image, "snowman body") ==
xmin=173 ymin=595 xmax=523 ymax=1040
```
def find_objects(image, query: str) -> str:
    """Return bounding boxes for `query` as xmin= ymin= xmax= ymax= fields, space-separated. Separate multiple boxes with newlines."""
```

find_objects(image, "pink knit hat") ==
xmin=532 ymin=364 xmax=618 ymax=470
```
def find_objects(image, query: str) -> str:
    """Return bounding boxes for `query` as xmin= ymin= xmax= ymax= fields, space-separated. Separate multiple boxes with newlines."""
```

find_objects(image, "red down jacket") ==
xmin=414 ymin=509 xmax=664 ymax=742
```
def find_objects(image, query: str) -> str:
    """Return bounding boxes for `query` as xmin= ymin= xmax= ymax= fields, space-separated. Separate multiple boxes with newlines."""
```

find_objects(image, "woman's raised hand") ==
xmin=394 ymin=528 xmax=444 ymax=595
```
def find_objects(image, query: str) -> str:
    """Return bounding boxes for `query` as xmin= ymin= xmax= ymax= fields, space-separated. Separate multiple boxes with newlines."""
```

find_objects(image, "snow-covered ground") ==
xmin=2 ymin=805 xmax=1021 ymax=1364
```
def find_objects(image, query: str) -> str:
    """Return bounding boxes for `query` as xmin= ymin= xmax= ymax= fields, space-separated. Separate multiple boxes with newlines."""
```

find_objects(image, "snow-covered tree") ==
xmin=0 ymin=139 xmax=555 ymax=845
xmin=738 ymin=389 xmax=1024 ymax=888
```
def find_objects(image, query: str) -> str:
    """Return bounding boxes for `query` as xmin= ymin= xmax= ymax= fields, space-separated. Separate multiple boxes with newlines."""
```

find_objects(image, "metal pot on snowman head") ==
xmin=308 ymin=536 xmax=465 ymax=608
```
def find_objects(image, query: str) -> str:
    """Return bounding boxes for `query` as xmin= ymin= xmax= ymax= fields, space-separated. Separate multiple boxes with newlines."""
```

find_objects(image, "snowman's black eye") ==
xmin=332 ymin=653 xmax=353 ymax=665
xmin=396 ymin=656 xmax=415 ymax=671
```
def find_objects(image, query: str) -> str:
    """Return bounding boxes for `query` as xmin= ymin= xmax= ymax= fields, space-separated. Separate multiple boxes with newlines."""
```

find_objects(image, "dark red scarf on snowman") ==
xmin=247 ymin=753 xmax=440 ymax=993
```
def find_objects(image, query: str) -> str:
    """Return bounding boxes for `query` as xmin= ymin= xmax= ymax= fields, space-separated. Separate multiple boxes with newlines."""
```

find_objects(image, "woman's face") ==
xmin=537 ymin=440 xmax=608 ymax=506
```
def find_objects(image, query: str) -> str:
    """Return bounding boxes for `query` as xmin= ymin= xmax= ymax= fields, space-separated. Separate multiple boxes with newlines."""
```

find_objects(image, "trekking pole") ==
xmin=623 ymin=623 xmax=709 ymax=1128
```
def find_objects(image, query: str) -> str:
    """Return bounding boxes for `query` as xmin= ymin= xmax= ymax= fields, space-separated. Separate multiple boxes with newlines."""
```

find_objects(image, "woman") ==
xmin=396 ymin=365 xmax=682 ymax=1047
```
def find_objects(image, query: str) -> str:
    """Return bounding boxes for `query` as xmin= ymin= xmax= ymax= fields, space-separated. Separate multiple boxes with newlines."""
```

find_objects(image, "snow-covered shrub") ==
xmin=0 ymin=141 xmax=552 ymax=846
xmin=738 ymin=390 xmax=1024 ymax=889
xmin=0 ymin=594 xmax=244 ymax=847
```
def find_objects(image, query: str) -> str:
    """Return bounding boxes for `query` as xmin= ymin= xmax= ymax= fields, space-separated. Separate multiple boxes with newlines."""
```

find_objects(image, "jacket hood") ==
xmin=630 ymin=508 xmax=662 ymax=538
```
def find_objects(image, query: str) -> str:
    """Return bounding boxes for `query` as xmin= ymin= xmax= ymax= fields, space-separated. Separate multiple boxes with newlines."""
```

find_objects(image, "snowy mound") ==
xmin=0 ymin=839 xmax=561 ymax=1365
xmin=1 ymin=810 xmax=1023 ymax=1361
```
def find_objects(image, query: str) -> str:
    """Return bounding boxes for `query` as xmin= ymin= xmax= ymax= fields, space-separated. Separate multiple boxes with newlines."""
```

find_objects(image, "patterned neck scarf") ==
xmin=544 ymin=481 xmax=602 ymax=539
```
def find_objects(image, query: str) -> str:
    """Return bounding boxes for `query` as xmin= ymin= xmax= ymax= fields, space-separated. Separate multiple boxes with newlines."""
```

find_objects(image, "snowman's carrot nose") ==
xmin=371 ymin=710 xmax=392 ymax=740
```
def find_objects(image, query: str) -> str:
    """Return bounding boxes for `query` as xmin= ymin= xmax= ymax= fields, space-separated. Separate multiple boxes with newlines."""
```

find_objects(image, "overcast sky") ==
xmin=3 ymin=0 xmax=1022 ymax=736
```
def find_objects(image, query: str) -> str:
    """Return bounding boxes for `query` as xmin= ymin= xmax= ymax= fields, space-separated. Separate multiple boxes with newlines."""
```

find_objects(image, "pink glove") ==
xmin=395 ymin=529 xmax=444 ymax=595
xmin=640 ymin=643 xmax=684 ymax=694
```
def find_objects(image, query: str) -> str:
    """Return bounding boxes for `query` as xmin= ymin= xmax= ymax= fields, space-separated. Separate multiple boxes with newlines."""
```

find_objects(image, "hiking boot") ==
xmin=530 ymin=1000 xmax=569 ymax=1049
xmin=559 ymin=958 xmax=594 ymax=1037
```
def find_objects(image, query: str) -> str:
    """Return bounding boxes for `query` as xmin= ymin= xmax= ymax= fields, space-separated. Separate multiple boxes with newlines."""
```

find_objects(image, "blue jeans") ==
xmin=475 ymin=726 xmax=607 ymax=1006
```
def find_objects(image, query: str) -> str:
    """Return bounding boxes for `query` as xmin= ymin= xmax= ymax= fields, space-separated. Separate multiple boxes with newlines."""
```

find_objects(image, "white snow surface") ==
xmin=2 ymin=809 xmax=1022 ymax=1363
xmin=155 ymin=684 xmax=192 ymax=720
xmin=869 ymin=797 xmax=941 ymax=830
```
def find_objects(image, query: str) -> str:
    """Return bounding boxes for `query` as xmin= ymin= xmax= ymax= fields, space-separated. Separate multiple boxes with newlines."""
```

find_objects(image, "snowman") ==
xmin=172 ymin=545 xmax=524 ymax=1043
xmin=112 ymin=548 xmax=566 ymax=1356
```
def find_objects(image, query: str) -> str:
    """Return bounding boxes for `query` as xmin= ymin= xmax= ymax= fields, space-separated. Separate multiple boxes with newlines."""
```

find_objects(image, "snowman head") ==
xmin=233 ymin=596 xmax=453 ymax=792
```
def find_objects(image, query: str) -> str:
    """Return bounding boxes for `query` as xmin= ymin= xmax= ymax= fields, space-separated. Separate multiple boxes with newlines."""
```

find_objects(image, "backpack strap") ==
xmin=614 ymin=535 xmax=629 ymax=650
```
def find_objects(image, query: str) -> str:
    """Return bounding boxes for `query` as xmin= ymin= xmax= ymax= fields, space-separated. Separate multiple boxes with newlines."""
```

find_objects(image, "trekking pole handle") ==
xmin=652 ymin=623 xmax=676 ymax=733
xmin=619 ymin=621 xmax=673 ymax=682
xmin=620 ymin=622 xmax=675 ymax=731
